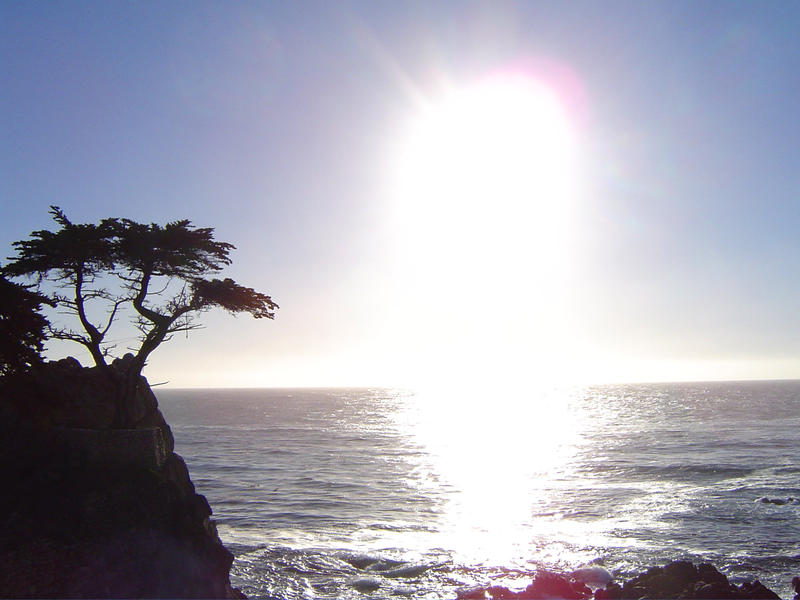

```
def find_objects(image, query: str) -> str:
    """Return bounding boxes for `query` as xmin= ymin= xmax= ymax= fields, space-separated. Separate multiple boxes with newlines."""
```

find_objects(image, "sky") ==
xmin=3 ymin=1 xmax=800 ymax=388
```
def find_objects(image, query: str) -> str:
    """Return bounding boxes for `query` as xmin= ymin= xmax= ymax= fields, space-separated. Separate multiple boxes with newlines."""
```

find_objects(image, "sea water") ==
xmin=157 ymin=383 xmax=800 ymax=599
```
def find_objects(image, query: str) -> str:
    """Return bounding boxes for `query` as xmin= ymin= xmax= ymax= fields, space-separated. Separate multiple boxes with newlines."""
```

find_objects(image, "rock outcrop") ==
xmin=0 ymin=358 xmax=242 ymax=598
xmin=596 ymin=561 xmax=780 ymax=600
xmin=457 ymin=570 xmax=593 ymax=600
xmin=457 ymin=561 xmax=783 ymax=600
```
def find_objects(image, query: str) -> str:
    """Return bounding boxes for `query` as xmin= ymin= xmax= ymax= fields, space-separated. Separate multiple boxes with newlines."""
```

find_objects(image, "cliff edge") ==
xmin=0 ymin=357 xmax=243 ymax=598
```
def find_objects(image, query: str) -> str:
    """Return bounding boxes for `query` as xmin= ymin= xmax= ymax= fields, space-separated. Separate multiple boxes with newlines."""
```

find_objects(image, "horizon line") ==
xmin=156 ymin=375 xmax=800 ymax=392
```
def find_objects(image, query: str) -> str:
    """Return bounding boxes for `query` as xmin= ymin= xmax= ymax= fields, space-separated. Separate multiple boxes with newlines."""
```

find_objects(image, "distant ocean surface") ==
xmin=157 ymin=383 xmax=800 ymax=599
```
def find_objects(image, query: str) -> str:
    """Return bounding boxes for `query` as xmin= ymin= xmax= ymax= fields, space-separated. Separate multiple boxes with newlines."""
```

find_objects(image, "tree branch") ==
xmin=131 ymin=270 xmax=169 ymax=327
xmin=73 ymin=268 xmax=107 ymax=368
xmin=100 ymin=297 xmax=128 ymax=337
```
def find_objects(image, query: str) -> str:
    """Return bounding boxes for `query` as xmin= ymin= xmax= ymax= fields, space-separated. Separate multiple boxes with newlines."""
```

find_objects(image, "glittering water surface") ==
xmin=158 ymin=383 xmax=800 ymax=599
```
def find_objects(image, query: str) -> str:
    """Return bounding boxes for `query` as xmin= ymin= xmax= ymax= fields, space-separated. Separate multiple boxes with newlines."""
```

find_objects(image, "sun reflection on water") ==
xmin=393 ymin=383 xmax=591 ymax=567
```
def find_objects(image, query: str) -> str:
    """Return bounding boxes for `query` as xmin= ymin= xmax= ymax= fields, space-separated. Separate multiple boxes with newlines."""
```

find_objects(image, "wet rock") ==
xmin=366 ymin=558 xmax=405 ymax=572
xmin=693 ymin=581 xmax=733 ymax=599
xmin=595 ymin=581 xmax=622 ymax=600
xmin=383 ymin=564 xmax=430 ymax=578
xmin=696 ymin=562 xmax=729 ymax=587
xmin=457 ymin=587 xmax=490 ymax=599
xmin=594 ymin=561 xmax=780 ymax=600
xmin=573 ymin=565 xmax=613 ymax=588
xmin=791 ymin=576 xmax=799 ymax=600
xmin=522 ymin=571 xmax=592 ymax=599
xmin=342 ymin=553 xmax=380 ymax=570
xmin=736 ymin=580 xmax=780 ymax=600
xmin=757 ymin=496 xmax=799 ymax=506
xmin=350 ymin=577 xmax=381 ymax=592
xmin=459 ymin=563 xmax=782 ymax=600
xmin=605 ymin=560 xmax=696 ymax=598
xmin=487 ymin=585 xmax=519 ymax=599
xmin=459 ymin=571 xmax=592 ymax=600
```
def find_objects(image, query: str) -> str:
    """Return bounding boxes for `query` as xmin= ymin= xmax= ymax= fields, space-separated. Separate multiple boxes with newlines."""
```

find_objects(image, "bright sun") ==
xmin=386 ymin=73 xmax=579 ymax=390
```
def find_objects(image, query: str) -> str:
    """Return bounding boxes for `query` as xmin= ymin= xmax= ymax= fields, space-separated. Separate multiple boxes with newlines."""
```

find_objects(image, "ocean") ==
xmin=157 ymin=383 xmax=800 ymax=599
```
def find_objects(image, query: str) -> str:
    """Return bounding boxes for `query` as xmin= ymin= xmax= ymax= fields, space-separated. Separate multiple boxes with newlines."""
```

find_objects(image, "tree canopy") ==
xmin=3 ymin=207 xmax=278 ymax=383
xmin=0 ymin=275 xmax=53 ymax=377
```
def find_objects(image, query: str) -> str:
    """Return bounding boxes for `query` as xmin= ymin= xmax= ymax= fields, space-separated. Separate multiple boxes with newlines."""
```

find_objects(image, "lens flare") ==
xmin=386 ymin=72 xmax=580 ymax=389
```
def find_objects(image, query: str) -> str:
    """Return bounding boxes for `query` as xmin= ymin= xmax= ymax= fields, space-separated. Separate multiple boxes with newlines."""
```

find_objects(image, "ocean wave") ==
xmin=585 ymin=463 xmax=755 ymax=483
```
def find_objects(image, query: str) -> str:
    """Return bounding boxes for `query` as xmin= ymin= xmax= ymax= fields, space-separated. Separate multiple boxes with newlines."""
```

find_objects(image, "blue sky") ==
xmin=3 ymin=2 xmax=800 ymax=387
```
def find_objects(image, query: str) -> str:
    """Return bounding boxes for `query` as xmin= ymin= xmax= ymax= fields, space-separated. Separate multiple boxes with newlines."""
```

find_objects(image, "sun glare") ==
xmin=386 ymin=73 xmax=579 ymax=388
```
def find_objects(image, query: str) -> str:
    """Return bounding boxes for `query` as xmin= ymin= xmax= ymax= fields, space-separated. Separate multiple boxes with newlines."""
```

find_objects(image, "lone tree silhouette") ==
xmin=3 ymin=207 xmax=277 ymax=418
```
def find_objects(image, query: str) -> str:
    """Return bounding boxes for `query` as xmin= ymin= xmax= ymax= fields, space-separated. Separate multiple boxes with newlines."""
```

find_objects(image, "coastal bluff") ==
xmin=0 ymin=357 xmax=243 ymax=598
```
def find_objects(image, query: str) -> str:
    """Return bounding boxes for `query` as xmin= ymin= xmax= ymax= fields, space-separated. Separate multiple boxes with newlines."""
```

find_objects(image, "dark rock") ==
xmin=758 ymin=497 xmax=799 ymax=505
xmin=457 ymin=587 xmax=489 ymax=600
xmin=791 ymin=576 xmax=800 ymax=600
xmin=736 ymin=580 xmax=780 ymax=600
xmin=350 ymin=577 xmax=381 ymax=592
xmin=163 ymin=452 xmax=196 ymax=497
xmin=0 ymin=365 xmax=241 ymax=598
xmin=692 ymin=580 xmax=728 ymax=599
xmin=460 ymin=562 xmax=782 ymax=600
xmin=134 ymin=379 xmax=175 ymax=452
xmin=462 ymin=571 xmax=593 ymax=600
xmin=611 ymin=561 xmax=706 ymax=598
xmin=693 ymin=580 xmax=738 ymax=599
xmin=382 ymin=563 xmax=431 ymax=578
xmin=30 ymin=360 xmax=118 ymax=429
xmin=343 ymin=553 xmax=380 ymax=570
xmin=522 ymin=571 xmax=592 ymax=599
xmin=595 ymin=582 xmax=622 ymax=600
xmin=697 ymin=562 xmax=729 ymax=587
xmin=111 ymin=352 xmax=136 ymax=370
xmin=593 ymin=561 xmax=780 ymax=600
xmin=573 ymin=566 xmax=613 ymax=588
xmin=487 ymin=585 xmax=519 ymax=599
xmin=55 ymin=356 xmax=83 ymax=371
xmin=760 ymin=497 xmax=787 ymax=505
xmin=192 ymin=492 xmax=214 ymax=519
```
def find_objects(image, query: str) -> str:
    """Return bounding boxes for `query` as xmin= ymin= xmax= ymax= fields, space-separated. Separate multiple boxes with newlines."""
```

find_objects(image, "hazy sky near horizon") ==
xmin=3 ymin=2 xmax=800 ymax=388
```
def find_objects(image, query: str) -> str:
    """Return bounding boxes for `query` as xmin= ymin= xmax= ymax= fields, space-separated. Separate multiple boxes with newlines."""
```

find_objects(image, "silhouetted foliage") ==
xmin=192 ymin=278 xmax=277 ymax=318
xmin=0 ymin=275 xmax=53 ymax=377
xmin=3 ymin=207 xmax=278 ymax=386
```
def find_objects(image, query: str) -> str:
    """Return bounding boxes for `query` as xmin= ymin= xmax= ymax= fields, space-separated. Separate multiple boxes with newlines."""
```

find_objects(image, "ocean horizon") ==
xmin=158 ymin=382 xmax=800 ymax=599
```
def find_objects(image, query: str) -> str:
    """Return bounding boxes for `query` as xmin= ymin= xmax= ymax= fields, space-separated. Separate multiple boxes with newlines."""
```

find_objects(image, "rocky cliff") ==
xmin=0 ymin=357 xmax=243 ymax=598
